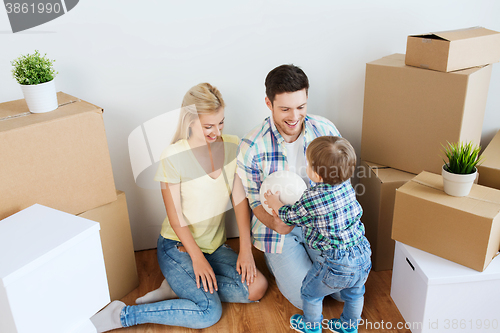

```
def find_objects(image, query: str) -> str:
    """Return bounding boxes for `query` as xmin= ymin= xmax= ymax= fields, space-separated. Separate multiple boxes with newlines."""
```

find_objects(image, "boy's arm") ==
xmin=275 ymin=192 xmax=313 ymax=227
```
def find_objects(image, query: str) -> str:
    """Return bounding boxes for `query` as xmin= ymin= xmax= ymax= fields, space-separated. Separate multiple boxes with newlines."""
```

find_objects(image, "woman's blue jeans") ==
xmin=301 ymin=237 xmax=372 ymax=329
xmin=120 ymin=236 xmax=252 ymax=328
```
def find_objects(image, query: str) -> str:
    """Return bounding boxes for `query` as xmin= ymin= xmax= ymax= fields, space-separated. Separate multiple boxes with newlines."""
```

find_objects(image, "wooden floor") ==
xmin=119 ymin=238 xmax=410 ymax=333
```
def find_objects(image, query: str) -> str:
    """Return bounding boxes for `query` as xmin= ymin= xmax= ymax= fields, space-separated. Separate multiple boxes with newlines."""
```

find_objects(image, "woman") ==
xmin=91 ymin=83 xmax=268 ymax=332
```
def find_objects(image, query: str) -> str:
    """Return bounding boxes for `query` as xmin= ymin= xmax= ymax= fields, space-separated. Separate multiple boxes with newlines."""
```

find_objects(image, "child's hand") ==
xmin=264 ymin=190 xmax=284 ymax=214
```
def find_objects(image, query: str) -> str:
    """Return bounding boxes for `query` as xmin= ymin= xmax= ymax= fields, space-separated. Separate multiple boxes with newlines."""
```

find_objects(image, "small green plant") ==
xmin=11 ymin=50 xmax=57 ymax=85
xmin=442 ymin=141 xmax=482 ymax=174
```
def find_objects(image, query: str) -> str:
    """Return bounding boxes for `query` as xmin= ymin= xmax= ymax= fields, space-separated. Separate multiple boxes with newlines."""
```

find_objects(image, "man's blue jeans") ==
xmin=120 ymin=236 xmax=252 ymax=328
xmin=301 ymin=237 xmax=372 ymax=329
xmin=264 ymin=226 xmax=344 ymax=310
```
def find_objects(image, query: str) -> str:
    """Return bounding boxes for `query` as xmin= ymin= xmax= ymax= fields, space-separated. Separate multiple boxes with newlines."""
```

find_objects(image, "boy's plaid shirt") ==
xmin=236 ymin=114 xmax=340 ymax=253
xmin=278 ymin=181 xmax=365 ymax=251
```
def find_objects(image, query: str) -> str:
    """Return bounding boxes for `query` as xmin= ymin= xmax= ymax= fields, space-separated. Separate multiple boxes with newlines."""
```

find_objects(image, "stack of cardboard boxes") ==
xmin=0 ymin=92 xmax=138 ymax=301
xmin=358 ymin=27 xmax=500 ymax=332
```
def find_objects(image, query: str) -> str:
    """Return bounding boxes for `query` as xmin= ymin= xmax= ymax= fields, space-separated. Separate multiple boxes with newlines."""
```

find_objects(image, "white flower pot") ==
xmin=442 ymin=164 xmax=477 ymax=197
xmin=20 ymin=79 xmax=58 ymax=113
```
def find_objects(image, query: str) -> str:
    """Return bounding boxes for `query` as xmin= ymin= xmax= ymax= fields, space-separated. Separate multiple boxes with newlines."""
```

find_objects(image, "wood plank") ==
xmin=119 ymin=238 xmax=410 ymax=332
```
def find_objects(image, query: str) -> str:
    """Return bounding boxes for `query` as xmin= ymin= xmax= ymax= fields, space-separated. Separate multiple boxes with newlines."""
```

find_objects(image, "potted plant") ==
xmin=441 ymin=141 xmax=482 ymax=197
xmin=11 ymin=50 xmax=58 ymax=113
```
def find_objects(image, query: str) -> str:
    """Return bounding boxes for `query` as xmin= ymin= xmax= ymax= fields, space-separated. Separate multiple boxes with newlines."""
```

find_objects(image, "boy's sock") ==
xmin=90 ymin=300 xmax=125 ymax=333
xmin=135 ymin=278 xmax=177 ymax=304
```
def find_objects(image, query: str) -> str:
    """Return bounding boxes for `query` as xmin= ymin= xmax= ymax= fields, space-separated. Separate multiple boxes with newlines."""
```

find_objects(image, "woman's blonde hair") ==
xmin=171 ymin=83 xmax=225 ymax=144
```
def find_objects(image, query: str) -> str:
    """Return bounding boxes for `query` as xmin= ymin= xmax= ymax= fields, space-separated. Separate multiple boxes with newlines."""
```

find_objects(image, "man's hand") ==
xmin=271 ymin=210 xmax=294 ymax=234
xmin=252 ymin=205 xmax=294 ymax=235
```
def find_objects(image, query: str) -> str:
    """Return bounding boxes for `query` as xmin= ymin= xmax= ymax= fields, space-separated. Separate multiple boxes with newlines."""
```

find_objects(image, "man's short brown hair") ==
xmin=265 ymin=64 xmax=309 ymax=104
xmin=306 ymin=136 xmax=356 ymax=185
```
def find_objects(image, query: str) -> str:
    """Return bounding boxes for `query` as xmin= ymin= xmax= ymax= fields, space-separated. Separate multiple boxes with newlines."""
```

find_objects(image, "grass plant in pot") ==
xmin=441 ymin=141 xmax=482 ymax=197
xmin=11 ymin=50 xmax=58 ymax=113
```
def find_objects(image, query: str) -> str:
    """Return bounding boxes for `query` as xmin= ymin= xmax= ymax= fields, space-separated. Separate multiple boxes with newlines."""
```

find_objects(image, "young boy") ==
xmin=264 ymin=136 xmax=371 ymax=333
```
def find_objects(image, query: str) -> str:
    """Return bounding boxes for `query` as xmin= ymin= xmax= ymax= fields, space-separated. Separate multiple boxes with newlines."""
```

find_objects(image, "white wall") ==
xmin=1 ymin=0 xmax=499 ymax=250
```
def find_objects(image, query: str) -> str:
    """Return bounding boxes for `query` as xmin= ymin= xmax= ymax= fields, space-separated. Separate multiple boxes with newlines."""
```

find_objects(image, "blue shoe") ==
xmin=290 ymin=314 xmax=322 ymax=333
xmin=328 ymin=318 xmax=357 ymax=333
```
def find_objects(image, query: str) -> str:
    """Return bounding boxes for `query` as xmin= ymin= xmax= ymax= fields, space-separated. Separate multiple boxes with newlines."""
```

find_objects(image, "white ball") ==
xmin=259 ymin=170 xmax=308 ymax=215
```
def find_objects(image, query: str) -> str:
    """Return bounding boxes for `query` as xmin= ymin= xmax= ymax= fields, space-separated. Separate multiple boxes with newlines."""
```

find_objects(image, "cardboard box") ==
xmin=392 ymin=171 xmax=500 ymax=271
xmin=0 ymin=204 xmax=110 ymax=333
xmin=391 ymin=242 xmax=500 ymax=333
xmin=0 ymin=92 xmax=117 ymax=220
xmin=405 ymin=26 xmax=500 ymax=72
xmin=360 ymin=54 xmax=492 ymax=175
xmin=78 ymin=190 xmax=139 ymax=301
xmin=357 ymin=161 xmax=415 ymax=271
xmin=478 ymin=130 xmax=500 ymax=190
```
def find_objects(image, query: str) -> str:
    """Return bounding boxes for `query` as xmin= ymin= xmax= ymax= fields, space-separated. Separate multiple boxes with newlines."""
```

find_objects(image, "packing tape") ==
xmin=0 ymin=112 xmax=30 ymax=121
xmin=422 ymin=38 xmax=432 ymax=44
xmin=409 ymin=178 xmax=500 ymax=206
xmin=0 ymin=99 xmax=80 ymax=122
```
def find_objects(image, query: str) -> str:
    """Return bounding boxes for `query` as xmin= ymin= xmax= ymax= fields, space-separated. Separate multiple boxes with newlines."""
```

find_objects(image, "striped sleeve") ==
xmin=236 ymin=138 xmax=263 ymax=210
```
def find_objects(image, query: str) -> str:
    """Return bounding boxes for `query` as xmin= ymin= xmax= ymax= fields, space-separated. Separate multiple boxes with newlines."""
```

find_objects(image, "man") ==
xmin=237 ymin=64 xmax=342 ymax=309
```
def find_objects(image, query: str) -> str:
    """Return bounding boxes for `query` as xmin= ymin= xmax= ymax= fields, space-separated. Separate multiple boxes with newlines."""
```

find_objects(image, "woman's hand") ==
xmin=236 ymin=248 xmax=257 ymax=286
xmin=192 ymin=255 xmax=218 ymax=294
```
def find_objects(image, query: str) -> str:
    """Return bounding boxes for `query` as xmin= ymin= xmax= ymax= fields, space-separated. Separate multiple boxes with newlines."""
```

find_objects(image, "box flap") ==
xmin=400 ymin=242 xmax=500 ymax=285
xmin=369 ymin=53 xmax=485 ymax=76
xmin=433 ymin=26 xmax=499 ymax=42
xmin=0 ymin=204 xmax=100 ymax=287
xmin=364 ymin=161 xmax=416 ymax=183
xmin=377 ymin=168 xmax=416 ymax=184
xmin=0 ymin=92 xmax=103 ymax=133
xmin=399 ymin=172 xmax=500 ymax=218
xmin=368 ymin=53 xmax=406 ymax=68
xmin=364 ymin=161 xmax=388 ymax=169
xmin=410 ymin=33 xmax=448 ymax=41
xmin=480 ymin=130 xmax=500 ymax=168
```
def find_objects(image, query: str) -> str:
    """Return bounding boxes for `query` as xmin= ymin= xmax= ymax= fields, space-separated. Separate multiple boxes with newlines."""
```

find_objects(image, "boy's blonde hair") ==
xmin=171 ymin=83 xmax=225 ymax=144
xmin=306 ymin=136 xmax=356 ymax=185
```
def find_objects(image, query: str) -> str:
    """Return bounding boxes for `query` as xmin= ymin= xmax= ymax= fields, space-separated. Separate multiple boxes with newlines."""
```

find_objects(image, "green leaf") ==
xmin=11 ymin=50 xmax=57 ymax=85
xmin=441 ymin=141 xmax=482 ymax=174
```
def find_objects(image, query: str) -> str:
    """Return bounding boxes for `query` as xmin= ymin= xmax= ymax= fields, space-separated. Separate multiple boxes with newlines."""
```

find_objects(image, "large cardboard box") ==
xmin=478 ymin=130 xmax=500 ymax=190
xmin=0 ymin=92 xmax=117 ymax=220
xmin=0 ymin=204 xmax=110 ymax=333
xmin=391 ymin=242 xmax=500 ymax=333
xmin=405 ymin=26 xmax=500 ymax=72
xmin=357 ymin=161 xmax=415 ymax=271
xmin=361 ymin=54 xmax=492 ymax=175
xmin=392 ymin=171 xmax=500 ymax=272
xmin=78 ymin=190 xmax=139 ymax=301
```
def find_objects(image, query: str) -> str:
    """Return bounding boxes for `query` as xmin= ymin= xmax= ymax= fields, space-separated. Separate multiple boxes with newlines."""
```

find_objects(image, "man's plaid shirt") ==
xmin=236 ymin=114 xmax=340 ymax=253
xmin=278 ymin=181 xmax=365 ymax=251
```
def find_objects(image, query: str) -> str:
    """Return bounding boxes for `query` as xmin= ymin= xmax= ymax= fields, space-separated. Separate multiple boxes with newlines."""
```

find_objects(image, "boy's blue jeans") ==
xmin=120 ymin=236 xmax=252 ymax=329
xmin=301 ymin=237 xmax=372 ymax=330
